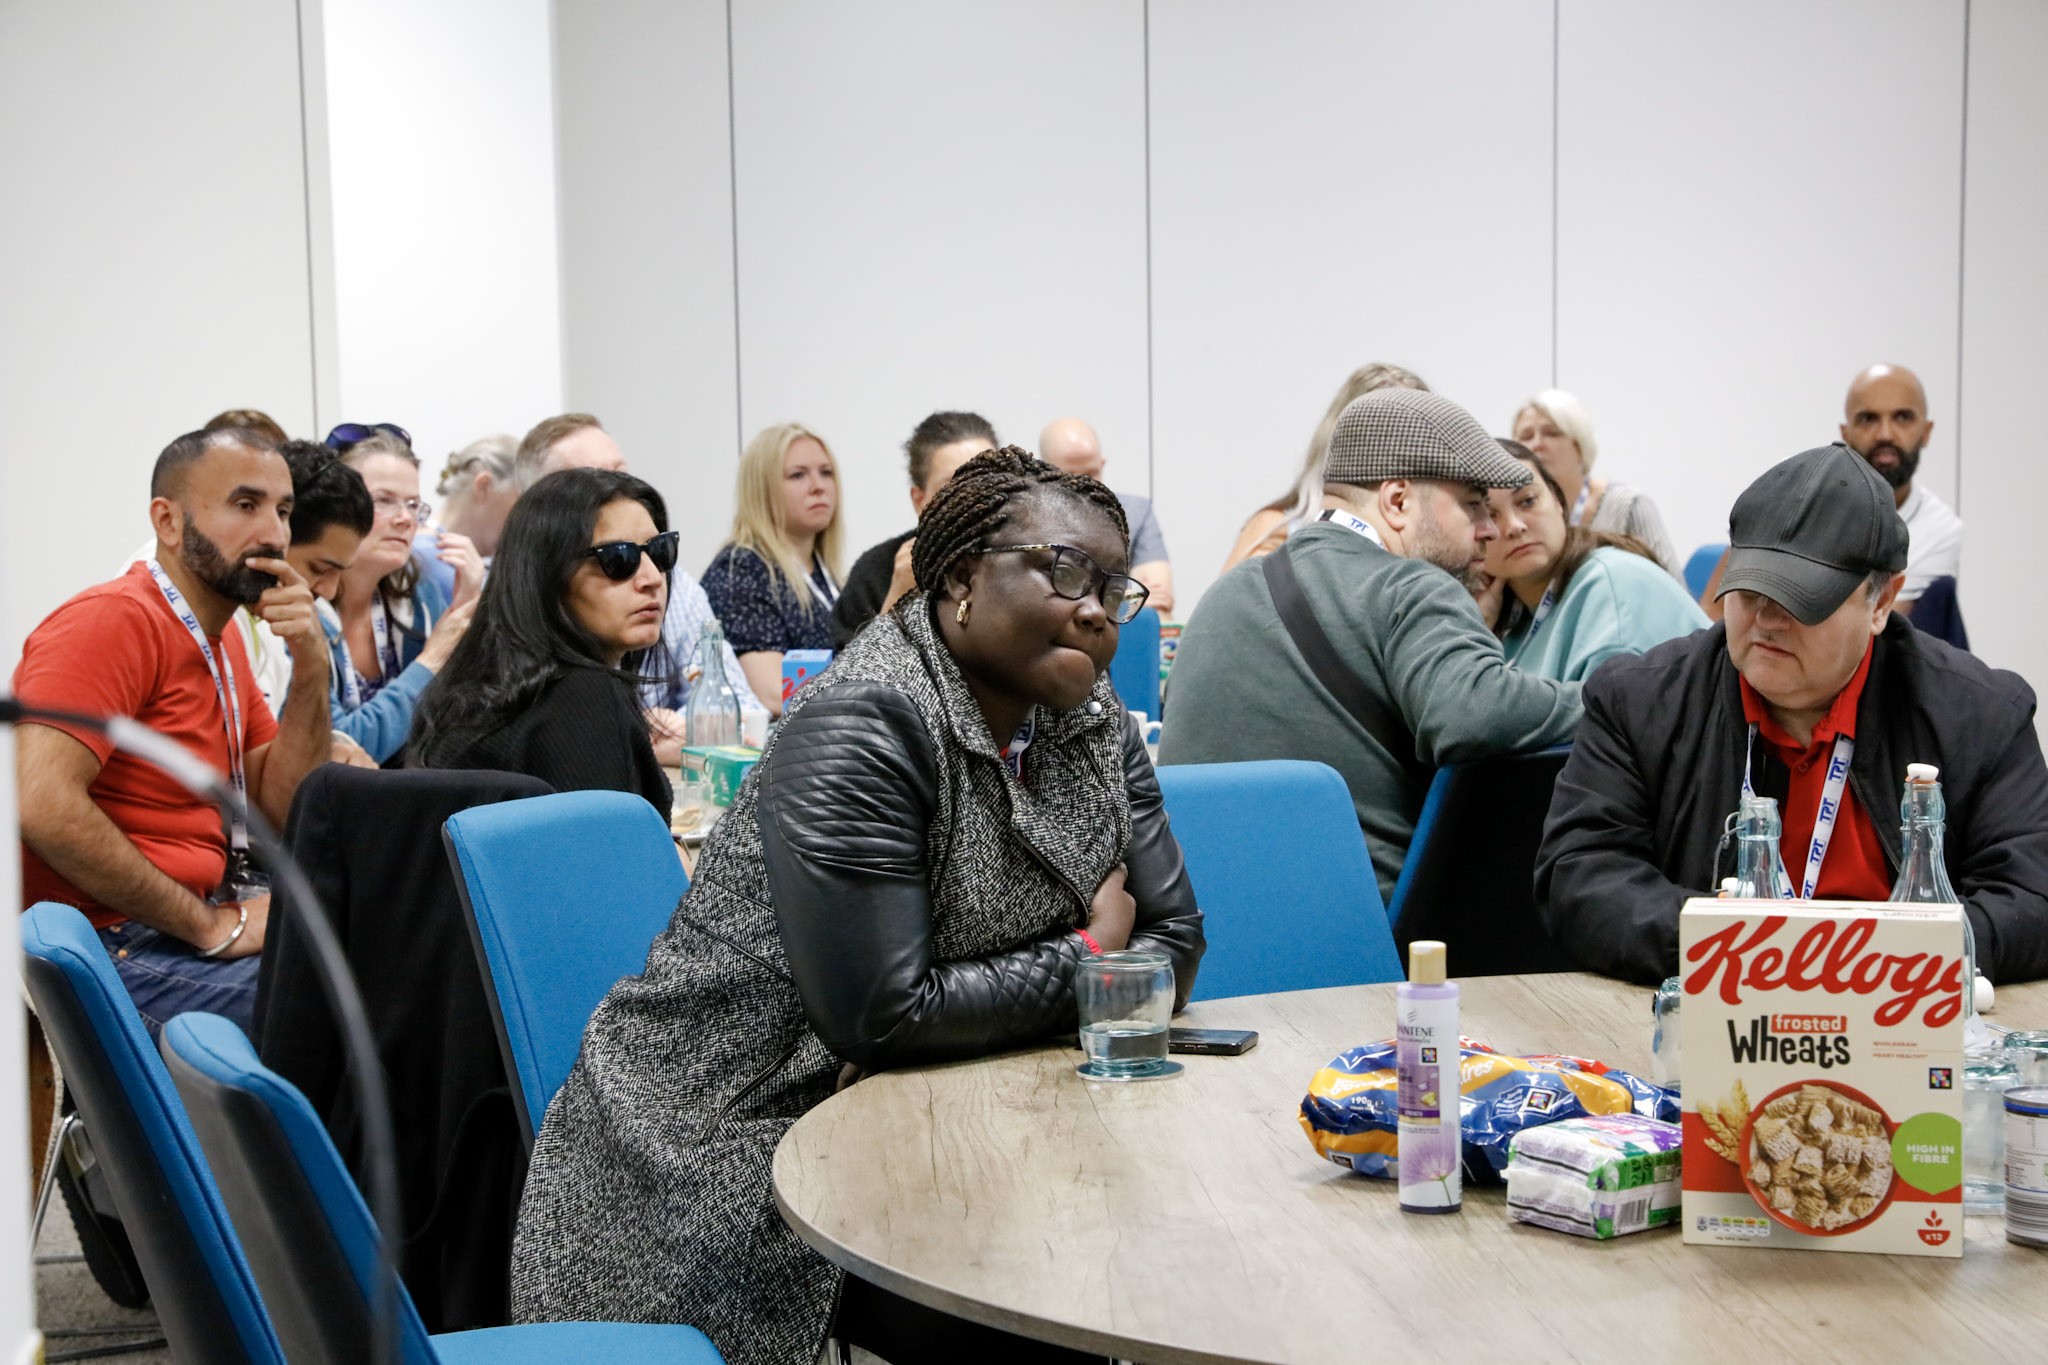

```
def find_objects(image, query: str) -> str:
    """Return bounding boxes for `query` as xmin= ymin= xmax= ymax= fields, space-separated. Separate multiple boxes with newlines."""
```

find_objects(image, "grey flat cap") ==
xmin=1325 ymin=389 xmax=1532 ymax=490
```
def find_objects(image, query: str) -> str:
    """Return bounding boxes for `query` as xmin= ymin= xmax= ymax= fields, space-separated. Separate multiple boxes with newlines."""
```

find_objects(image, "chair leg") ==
xmin=33 ymin=1112 xmax=80 ymax=1246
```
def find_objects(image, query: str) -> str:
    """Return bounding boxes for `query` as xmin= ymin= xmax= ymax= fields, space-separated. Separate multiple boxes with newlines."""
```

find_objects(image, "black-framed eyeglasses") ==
xmin=324 ymin=421 xmax=412 ymax=452
xmin=581 ymin=530 xmax=680 ymax=581
xmin=978 ymin=542 xmax=1150 ymax=624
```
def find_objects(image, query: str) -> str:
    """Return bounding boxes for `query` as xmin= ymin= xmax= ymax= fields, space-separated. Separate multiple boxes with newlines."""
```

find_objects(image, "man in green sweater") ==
xmin=1160 ymin=388 xmax=1582 ymax=901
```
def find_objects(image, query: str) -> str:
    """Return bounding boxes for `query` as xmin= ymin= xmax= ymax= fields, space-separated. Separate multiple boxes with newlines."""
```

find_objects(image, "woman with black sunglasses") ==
xmin=509 ymin=448 xmax=1204 ymax=1364
xmin=404 ymin=468 xmax=676 ymax=818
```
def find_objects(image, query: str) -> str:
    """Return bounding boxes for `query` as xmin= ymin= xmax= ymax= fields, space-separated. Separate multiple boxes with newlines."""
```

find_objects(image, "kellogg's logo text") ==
xmin=1684 ymin=916 xmax=1963 ymax=1028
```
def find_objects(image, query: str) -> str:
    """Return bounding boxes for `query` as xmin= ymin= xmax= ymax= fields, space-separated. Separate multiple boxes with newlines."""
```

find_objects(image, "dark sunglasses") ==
xmin=323 ymin=421 xmax=412 ymax=452
xmin=977 ymin=542 xmax=1150 ymax=624
xmin=581 ymin=530 xmax=680 ymax=581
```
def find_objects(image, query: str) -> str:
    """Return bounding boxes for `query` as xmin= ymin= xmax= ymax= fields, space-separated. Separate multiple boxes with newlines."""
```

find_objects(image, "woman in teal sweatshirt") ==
xmin=1476 ymin=442 xmax=1708 ymax=682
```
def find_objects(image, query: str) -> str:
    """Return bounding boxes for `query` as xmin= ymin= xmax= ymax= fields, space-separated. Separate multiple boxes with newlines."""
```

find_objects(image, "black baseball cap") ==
xmin=1717 ymin=444 xmax=1909 ymax=626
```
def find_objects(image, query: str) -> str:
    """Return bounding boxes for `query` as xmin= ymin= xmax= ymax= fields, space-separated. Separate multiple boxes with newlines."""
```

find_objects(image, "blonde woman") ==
xmin=703 ymin=423 xmax=844 ymax=713
xmin=415 ymin=432 xmax=521 ymax=600
xmin=1510 ymin=389 xmax=1681 ymax=578
xmin=1220 ymin=361 xmax=1428 ymax=572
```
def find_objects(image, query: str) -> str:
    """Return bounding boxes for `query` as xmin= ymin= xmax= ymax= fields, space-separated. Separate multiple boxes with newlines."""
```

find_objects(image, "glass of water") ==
xmin=2003 ymin=1030 xmax=2048 ymax=1089
xmin=1965 ymin=1054 xmax=2021 ymax=1213
xmin=1077 ymin=949 xmax=1177 ymax=1081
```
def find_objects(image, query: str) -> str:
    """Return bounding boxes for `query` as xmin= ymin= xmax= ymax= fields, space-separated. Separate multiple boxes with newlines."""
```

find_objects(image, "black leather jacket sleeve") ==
xmin=757 ymin=682 xmax=1204 ymax=1071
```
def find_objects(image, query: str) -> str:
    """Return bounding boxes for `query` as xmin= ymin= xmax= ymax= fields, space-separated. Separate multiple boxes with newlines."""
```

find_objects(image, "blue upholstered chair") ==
xmin=1156 ymin=760 xmax=1401 ymax=999
xmin=442 ymin=790 xmax=688 ymax=1142
xmin=1386 ymin=747 xmax=1574 ymax=977
xmin=1109 ymin=605 xmax=1163 ymax=720
xmin=20 ymin=902 xmax=285 ymax=1363
xmin=162 ymin=1012 xmax=725 ymax=1365
xmin=1683 ymin=543 xmax=1725 ymax=600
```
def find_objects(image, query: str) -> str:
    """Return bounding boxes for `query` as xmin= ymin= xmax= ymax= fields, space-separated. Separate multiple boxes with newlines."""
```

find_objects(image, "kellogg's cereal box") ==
xmin=1679 ymin=899 xmax=1966 ymax=1257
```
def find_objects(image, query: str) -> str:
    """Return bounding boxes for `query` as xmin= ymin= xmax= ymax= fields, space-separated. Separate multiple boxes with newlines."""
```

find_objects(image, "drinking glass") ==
xmin=1077 ymin=949 xmax=1178 ymax=1081
xmin=1965 ymin=1054 xmax=2020 ymax=1213
xmin=2003 ymin=1030 xmax=2048 ymax=1089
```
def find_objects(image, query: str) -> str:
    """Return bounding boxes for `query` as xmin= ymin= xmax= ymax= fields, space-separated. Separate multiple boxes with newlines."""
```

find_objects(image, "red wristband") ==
xmin=1074 ymin=928 xmax=1102 ymax=955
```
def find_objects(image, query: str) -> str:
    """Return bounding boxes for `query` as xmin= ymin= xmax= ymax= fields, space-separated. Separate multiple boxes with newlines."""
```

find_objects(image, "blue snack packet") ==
xmin=1300 ymin=1037 xmax=1680 ymax=1183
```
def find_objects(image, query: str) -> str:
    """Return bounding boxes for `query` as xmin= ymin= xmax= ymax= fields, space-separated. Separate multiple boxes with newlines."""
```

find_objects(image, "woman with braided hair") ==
xmin=510 ymin=446 xmax=1205 ymax=1364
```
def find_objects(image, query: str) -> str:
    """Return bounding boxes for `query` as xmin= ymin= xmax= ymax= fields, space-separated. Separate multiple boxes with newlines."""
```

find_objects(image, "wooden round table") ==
xmin=773 ymin=974 xmax=2048 ymax=1363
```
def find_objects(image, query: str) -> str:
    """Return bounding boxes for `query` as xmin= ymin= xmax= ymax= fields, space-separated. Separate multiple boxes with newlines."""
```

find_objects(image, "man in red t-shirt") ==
xmin=15 ymin=426 xmax=334 ymax=1033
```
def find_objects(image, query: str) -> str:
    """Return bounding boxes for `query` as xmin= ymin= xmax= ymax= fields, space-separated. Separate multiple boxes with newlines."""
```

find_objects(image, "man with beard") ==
xmin=14 ymin=426 xmax=333 ymax=1033
xmin=1536 ymin=444 xmax=2048 ymax=986
xmin=1160 ymin=388 xmax=1582 ymax=901
xmin=1841 ymin=363 xmax=1963 ymax=604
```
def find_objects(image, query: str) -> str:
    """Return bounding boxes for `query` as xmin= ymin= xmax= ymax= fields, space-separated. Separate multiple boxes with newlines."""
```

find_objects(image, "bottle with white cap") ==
xmin=1889 ymin=763 xmax=1989 ymax=1020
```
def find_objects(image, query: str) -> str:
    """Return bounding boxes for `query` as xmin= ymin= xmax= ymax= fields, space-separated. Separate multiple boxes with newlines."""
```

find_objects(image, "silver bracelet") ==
xmin=196 ymin=903 xmax=250 ymax=960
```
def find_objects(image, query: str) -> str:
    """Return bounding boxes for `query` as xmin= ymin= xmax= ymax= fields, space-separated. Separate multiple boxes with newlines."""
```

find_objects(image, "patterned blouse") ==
xmin=701 ymin=543 xmax=838 ymax=654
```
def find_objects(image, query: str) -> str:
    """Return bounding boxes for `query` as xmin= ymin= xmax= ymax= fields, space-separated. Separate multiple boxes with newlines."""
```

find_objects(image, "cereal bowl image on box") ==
xmin=1739 ymin=1080 xmax=1897 ymax=1236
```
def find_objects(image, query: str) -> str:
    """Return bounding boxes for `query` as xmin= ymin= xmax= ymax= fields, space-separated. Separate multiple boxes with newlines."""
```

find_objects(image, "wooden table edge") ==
xmin=771 ymin=1098 xmax=1266 ymax=1365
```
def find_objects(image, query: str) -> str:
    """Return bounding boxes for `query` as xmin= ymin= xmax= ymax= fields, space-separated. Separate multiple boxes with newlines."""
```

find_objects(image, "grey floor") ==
xmin=34 ymin=1201 xmax=172 ymax=1364
xmin=32 ymin=1198 xmax=886 ymax=1364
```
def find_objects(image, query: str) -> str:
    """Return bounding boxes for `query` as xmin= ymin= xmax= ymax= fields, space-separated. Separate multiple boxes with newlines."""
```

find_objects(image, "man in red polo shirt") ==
xmin=1536 ymin=444 xmax=2048 ymax=985
xmin=14 ymin=426 xmax=333 ymax=1033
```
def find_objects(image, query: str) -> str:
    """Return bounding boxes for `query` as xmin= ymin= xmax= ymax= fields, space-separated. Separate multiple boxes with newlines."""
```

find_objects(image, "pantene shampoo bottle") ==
xmin=1397 ymin=939 xmax=1462 ymax=1214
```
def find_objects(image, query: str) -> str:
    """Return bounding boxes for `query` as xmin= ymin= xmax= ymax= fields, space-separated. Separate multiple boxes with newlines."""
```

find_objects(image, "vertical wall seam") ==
xmin=726 ymin=0 xmax=744 ymax=454
xmin=293 ymin=0 xmax=322 ymax=429
xmin=1954 ymin=0 xmax=1971 ymax=516
xmin=1550 ymin=0 xmax=1561 ymax=387
xmin=1143 ymin=0 xmax=1155 ymax=499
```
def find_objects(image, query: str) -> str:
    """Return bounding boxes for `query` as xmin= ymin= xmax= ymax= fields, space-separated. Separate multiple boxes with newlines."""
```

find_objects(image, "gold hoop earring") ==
xmin=955 ymin=598 xmax=971 ymax=626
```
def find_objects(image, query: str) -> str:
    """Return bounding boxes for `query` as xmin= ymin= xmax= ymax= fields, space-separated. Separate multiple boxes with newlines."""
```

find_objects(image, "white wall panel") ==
xmin=323 ymin=0 xmax=562 ymax=472
xmin=1148 ymin=1 xmax=1556 ymax=612
xmin=1957 ymin=0 xmax=2048 ymax=707
xmin=1556 ymin=1 xmax=1966 ymax=573
xmin=0 ymin=0 xmax=322 ymax=662
xmin=553 ymin=0 xmax=740 ymax=566
xmin=728 ymin=1 xmax=1150 ymax=575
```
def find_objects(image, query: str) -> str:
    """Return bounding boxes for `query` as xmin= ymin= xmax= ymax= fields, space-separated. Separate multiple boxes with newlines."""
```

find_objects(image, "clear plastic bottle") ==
xmin=683 ymin=622 xmax=742 ymax=748
xmin=1728 ymin=793 xmax=1793 ymax=899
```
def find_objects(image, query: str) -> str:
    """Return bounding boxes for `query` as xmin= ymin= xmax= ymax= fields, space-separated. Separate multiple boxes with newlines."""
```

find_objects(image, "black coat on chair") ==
xmin=252 ymin=764 xmax=551 ymax=1332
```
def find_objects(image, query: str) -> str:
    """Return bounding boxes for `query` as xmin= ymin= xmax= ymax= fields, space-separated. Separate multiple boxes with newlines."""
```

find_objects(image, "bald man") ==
xmin=1840 ymin=364 xmax=1962 ymax=603
xmin=1700 ymin=364 xmax=1964 ymax=619
xmin=1039 ymin=417 xmax=1174 ymax=615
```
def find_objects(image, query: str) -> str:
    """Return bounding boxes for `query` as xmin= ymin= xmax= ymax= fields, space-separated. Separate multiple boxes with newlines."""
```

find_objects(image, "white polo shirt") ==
xmin=1897 ymin=483 xmax=1964 ymax=602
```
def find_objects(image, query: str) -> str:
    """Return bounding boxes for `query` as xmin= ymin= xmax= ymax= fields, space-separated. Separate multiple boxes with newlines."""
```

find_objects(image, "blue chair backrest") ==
xmin=1109 ymin=606 xmax=1163 ymax=720
xmin=20 ymin=904 xmax=283 ymax=1363
xmin=163 ymin=1012 xmax=441 ymax=1365
xmin=1156 ymin=760 xmax=1401 ymax=999
xmin=1387 ymin=748 xmax=1575 ymax=977
xmin=1683 ymin=543 xmax=1725 ymax=600
xmin=442 ymin=790 xmax=688 ymax=1140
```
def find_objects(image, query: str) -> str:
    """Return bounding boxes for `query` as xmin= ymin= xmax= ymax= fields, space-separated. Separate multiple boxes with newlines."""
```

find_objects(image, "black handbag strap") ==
xmin=1262 ymin=544 xmax=1430 ymax=792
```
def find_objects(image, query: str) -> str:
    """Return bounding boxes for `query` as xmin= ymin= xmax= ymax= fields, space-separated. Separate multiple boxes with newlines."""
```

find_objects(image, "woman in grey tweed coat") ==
xmin=509 ymin=449 xmax=1206 ymax=1364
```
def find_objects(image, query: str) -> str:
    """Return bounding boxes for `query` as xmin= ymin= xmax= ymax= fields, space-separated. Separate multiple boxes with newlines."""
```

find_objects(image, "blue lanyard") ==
xmin=1568 ymin=481 xmax=1591 ymax=528
xmin=146 ymin=560 xmax=248 ymax=851
xmin=1742 ymin=724 xmax=1855 ymax=900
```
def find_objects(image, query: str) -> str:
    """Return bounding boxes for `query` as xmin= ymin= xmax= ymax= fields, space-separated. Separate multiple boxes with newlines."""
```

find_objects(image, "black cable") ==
xmin=3 ymin=698 xmax=401 ymax=1365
